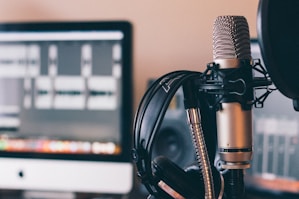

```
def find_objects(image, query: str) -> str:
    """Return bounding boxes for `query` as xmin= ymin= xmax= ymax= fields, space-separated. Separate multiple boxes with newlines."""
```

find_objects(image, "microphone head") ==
xmin=213 ymin=16 xmax=251 ymax=60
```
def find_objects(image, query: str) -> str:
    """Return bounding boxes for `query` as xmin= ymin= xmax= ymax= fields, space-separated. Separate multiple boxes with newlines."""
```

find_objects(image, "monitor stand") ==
xmin=22 ymin=190 xmax=75 ymax=199
xmin=0 ymin=190 xmax=131 ymax=199
xmin=23 ymin=191 xmax=130 ymax=199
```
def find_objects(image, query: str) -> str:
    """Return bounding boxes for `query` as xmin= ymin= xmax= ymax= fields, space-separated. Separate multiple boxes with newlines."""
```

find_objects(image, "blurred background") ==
xmin=4 ymin=1 xmax=296 ymax=199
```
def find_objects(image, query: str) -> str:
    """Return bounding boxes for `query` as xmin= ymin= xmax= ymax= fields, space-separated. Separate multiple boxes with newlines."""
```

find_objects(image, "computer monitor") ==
xmin=0 ymin=21 xmax=133 ymax=195
xmin=246 ymin=40 xmax=299 ymax=196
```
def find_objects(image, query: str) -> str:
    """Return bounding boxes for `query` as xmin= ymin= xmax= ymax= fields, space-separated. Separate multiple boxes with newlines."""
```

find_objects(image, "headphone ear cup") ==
xmin=152 ymin=156 xmax=204 ymax=199
xmin=184 ymin=162 xmax=223 ymax=198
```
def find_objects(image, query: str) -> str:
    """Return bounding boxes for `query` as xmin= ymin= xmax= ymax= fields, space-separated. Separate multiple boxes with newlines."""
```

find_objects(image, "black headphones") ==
xmin=132 ymin=70 xmax=221 ymax=199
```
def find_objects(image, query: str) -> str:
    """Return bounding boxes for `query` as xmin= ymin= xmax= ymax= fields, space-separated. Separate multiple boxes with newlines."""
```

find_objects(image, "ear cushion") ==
xmin=152 ymin=156 xmax=204 ymax=198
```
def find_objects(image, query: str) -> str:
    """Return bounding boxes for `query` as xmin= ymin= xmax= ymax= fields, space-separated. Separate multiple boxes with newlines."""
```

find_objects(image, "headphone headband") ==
xmin=132 ymin=70 xmax=202 ymax=196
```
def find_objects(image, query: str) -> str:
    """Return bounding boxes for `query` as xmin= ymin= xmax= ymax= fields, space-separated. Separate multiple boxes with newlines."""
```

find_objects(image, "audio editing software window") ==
xmin=0 ymin=31 xmax=123 ymax=155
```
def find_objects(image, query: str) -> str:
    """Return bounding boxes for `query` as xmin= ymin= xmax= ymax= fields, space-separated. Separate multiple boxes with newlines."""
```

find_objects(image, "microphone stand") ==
xmin=223 ymin=169 xmax=245 ymax=199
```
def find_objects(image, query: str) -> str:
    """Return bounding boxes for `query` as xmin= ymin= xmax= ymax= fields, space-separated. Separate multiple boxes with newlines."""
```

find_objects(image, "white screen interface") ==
xmin=0 ymin=31 xmax=125 ymax=157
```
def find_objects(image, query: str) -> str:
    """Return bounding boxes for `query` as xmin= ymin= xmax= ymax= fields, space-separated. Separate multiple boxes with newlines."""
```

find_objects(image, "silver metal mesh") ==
xmin=213 ymin=16 xmax=251 ymax=60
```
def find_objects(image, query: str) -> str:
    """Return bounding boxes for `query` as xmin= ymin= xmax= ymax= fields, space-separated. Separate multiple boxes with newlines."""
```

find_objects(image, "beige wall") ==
xmin=0 ymin=0 xmax=259 ymax=110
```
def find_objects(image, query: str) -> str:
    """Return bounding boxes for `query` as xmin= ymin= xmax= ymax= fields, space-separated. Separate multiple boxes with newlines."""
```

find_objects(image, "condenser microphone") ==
xmin=212 ymin=16 xmax=253 ymax=169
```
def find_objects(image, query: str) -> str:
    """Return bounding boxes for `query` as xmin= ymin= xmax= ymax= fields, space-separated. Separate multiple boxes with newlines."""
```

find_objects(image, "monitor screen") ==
xmin=246 ymin=40 xmax=299 ymax=196
xmin=0 ymin=21 xmax=133 ymax=194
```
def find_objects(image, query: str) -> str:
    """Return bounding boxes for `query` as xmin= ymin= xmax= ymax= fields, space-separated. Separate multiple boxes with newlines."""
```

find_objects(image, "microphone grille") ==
xmin=213 ymin=16 xmax=251 ymax=60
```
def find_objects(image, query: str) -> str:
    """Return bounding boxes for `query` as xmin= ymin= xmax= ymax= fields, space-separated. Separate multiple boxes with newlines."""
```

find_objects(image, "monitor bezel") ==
xmin=0 ymin=21 xmax=133 ymax=163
